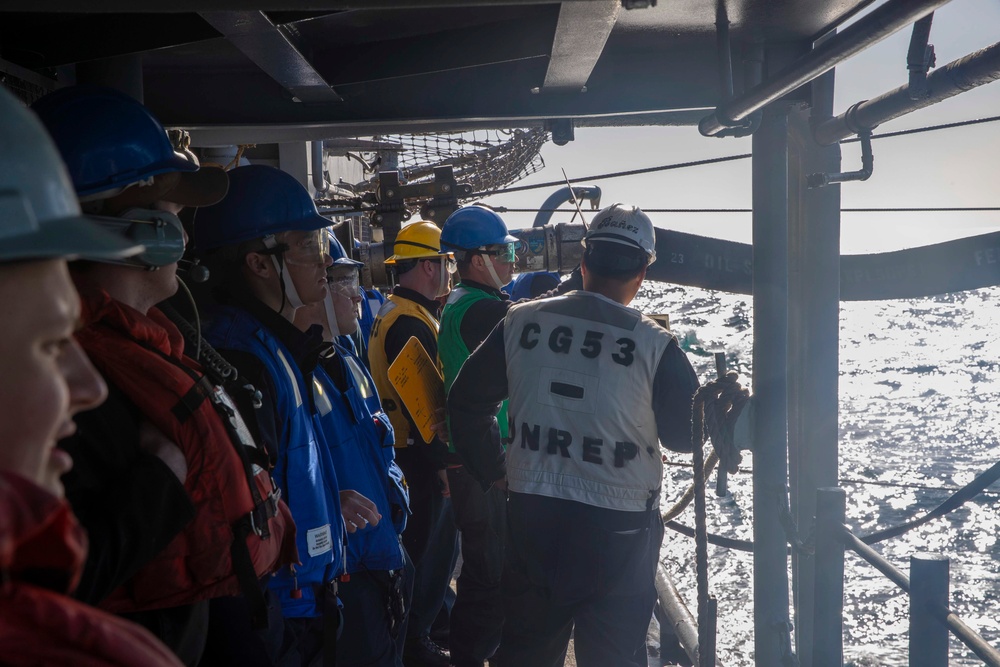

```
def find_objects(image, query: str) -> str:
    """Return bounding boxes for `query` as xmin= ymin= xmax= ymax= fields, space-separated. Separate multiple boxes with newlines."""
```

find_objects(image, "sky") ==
xmin=482 ymin=0 xmax=1000 ymax=254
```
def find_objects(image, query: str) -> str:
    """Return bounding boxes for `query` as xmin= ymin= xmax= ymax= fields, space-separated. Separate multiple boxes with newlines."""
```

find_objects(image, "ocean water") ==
xmin=636 ymin=283 xmax=1000 ymax=667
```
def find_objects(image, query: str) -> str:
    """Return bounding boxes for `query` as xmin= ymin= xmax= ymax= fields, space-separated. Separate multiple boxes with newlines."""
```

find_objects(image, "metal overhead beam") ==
xmin=0 ymin=0 xmax=624 ymax=11
xmin=699 ymin=0 xmax=952 ymax=137
xmin=540 ymin=0 xmax=620 ymax=93
xmin=199 ymin=10 xmax=342 ymax=103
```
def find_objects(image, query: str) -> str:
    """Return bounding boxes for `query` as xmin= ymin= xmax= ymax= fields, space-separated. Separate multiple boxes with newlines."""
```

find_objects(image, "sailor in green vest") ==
xmin=437 ymin=205 xmax=577 ymax=667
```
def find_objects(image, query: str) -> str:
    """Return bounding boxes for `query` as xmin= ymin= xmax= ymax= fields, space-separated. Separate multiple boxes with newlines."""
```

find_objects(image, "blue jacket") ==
xmin=312 ymin=343 xmax=409 ymax=574
xmin=203 ymin=304 xmax=344 ymax=618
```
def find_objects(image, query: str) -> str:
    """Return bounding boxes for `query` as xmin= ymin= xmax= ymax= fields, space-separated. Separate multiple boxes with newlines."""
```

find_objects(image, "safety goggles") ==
xmin=477 ymin=242 xmax=519 ymax=264
xmin=327 ymin=269 xmax=362 ymax=299
xmin=424 ymin=256 xmax=457 ymax=274
xmin=281 ymin=228 xmax=329 ymax=267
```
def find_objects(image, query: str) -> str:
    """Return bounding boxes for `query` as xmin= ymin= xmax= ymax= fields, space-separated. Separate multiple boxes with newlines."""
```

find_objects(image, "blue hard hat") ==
xmin=31 ymin=85 xmax=201 ymax=199
xmin=192 ymin=165 xmax=331 ymax=251
xmin=329 ymin=231 xmax=363 ymax=268
xmin=439 ymin=205 xmax=519 ymax=252
xmin=508 ymin=271 xmax=560 ymax=300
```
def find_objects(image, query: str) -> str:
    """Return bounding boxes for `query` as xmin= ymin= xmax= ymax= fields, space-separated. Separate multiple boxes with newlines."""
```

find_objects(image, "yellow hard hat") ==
xmin=385 ymin=221 xmax=454 ymax=264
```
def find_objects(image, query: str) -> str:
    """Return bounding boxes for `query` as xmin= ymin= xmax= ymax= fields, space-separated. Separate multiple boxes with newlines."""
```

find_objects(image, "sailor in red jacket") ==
xmin=0 ymin=84 xmax=183 ymax=667
xmin=32 ymin=85 xmax=297 ymax=666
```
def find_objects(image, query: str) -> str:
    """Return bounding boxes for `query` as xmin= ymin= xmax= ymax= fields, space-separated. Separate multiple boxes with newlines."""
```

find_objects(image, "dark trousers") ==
xmin=201 ymin=587 xmax=287 ymax=667
xmin=282 ymin=583 xmax=342 ymax=667
xmin=395 ymin=446 xmax=459 ymax=641
xmin=337 ymin=567 xmax=408 ymax=667
xmin=495 ymin=493 xmax=661 ymax=667
xmin=447 ymin=466 xmax=506 ymax=666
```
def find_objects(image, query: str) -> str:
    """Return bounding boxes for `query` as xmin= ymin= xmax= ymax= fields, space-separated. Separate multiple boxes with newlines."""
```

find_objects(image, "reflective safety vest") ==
xmin=312 ymin=344 xmax=409 ymax=573
xmin=368 ymin=294 xmax=441 ymax=448
xmin=502 ymin=291 xmax=673 ymax=512
xmin=439 ymin=284 xmax=509 ymax=449
xmin=204 ymin=305 xmax=344 ymax=619
xmin=75 ymin=292 xmax=295 ymax=616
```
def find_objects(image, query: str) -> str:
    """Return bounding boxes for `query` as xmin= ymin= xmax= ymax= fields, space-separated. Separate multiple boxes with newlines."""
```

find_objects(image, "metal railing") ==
xmin=813 ymin=487 xmax=1000 ymax=667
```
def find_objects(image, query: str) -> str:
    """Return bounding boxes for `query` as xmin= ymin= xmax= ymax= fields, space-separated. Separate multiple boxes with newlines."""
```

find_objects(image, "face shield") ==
xmin=435 ymin=255 xmax=456 ymax=298
xmin=328 ymin=266 xmax=363 ymax=323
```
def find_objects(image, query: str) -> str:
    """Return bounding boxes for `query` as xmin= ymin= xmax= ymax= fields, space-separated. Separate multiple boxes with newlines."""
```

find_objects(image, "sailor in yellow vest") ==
xmin=448 ymin=204 xmax=701 ymax=667
xmin=368 ymin=221 xmax=457 ymax=667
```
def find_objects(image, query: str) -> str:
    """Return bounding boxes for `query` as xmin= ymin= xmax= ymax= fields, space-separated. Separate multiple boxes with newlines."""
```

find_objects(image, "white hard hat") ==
xmin=583 ymin=203 xmax=656 ymax=265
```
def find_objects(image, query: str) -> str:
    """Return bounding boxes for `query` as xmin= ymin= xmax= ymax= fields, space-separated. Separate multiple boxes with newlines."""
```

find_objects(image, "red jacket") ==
xmin=0 ymin=471 xmax=184 ymax=666
xmin=75 ymin=289 xmax=296 ymax=613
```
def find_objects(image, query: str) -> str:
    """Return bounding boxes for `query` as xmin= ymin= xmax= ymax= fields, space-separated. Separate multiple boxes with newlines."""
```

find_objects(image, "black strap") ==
xmin=322 ymin=581 xmax=341 ymax=666
xmin=231 ymin=518 xmax=270 ymax=630
xmin=170 ymin=375 xmax=214 ymax=424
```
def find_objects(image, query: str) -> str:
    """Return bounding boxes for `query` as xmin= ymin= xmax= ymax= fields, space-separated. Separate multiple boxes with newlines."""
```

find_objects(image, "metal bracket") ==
xmin=907 ymin=13 xmax=936 ymax=101
xmin=807 ymin=129 xmax=874 ymax=188
xmin=372 ymin=165 xmax=472 ymax=253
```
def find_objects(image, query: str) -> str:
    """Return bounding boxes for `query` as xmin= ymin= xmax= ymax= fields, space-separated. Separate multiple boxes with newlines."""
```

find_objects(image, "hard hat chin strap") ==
xmin=262 ymin=234 xmax=305 ymax=313
xmin=483 ymin=257 xmax=506 ymax=291
xmin=322 ymin=291 xmax=341 ymax=341
xmin=271 ymin=255 xmax=305 ymax=310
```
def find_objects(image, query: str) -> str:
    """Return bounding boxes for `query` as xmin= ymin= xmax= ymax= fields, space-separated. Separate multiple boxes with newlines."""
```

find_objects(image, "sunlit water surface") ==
xmin=635 ymin=283 xmax=1000 ymax=667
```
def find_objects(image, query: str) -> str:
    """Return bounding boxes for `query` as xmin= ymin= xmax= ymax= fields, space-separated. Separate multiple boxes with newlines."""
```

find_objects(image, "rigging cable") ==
xmin=470 ymin=114 xmax=1000 ymax=200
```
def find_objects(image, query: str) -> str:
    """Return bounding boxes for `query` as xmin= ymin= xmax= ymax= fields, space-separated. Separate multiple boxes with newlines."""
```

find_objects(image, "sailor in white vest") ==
xmin=448 ymin=204 xmax=700 ymax=667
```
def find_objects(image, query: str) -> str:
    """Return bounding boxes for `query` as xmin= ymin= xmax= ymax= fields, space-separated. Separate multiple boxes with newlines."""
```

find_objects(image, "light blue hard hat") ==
xmin=439 ymin=205 xmax=519 ymax=252
xmin=192 ymin=165 xmax=331 ymax=251
xmin=0 ymin=86 xmax=142 ymax=263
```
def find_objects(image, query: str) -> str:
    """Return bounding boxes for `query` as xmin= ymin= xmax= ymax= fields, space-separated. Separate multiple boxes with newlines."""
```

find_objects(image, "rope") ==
xmin=664 ymin=455 xmax=1000 ymax=553
xmin=661 ymin=449 xmax=719 ymax=523
xmin=860 ymin=457 xmax=1000 ymax=545
xmin=684 ymin=371 xmax=751 ymax=662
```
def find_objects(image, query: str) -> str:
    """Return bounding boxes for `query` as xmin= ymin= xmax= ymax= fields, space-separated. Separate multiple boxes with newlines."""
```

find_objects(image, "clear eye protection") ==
xmin=328 ymin=269 xmax=362 ymax=300
xmin=282 ymin=228 xmax=329 ymax=267
xmin=483 ymin=242 xmax=518 ymax=264
xmin=96 ymin=208 xmax=186 ymax=268
xmin=442 ymin=256 xmax=458 ymax=274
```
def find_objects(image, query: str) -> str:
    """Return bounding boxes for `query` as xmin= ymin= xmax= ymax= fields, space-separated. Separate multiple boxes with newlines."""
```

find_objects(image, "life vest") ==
xmin=439 ymin=283 xmax=510 ymax=449
xmin=312 ymin=344 xmax=409 ymax=572
xmin=204 ymin=304 xmax=345 ymax=619
xmin=368 ymin=294 xmax=441 ymax=448
xmin=502 ymin=291 xmax=672 ymax=512
xmin=75 ymin=291 xmax=295 ymax=618
xmin=0 ymin=471 xmax=185 ymax=667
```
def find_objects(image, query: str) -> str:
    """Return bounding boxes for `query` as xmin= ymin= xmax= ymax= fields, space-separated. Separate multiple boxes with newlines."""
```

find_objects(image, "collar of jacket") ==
xmin=391 ymin=286 xmax=442 ymax=317
xmin=456 ymin=279 xmax=509 ymax=301
xmin=218 ymin=286 xmax=330 ymax=374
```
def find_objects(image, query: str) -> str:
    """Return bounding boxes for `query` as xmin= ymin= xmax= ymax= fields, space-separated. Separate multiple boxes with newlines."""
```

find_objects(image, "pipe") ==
xmin=532 ymin=186 xmax=601 ymax=227
xmin=654 ymin=564 xmax=701 ymax=665
xmin=699 ymin=0 xmax=951 ymax=137
xmin=312 ymin=141 xmax=330 ymax=195
xmin=814 ymin=39 xmax=1000 ymax=145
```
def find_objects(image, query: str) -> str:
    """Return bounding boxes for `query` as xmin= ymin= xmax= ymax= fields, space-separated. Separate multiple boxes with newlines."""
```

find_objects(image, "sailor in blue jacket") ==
xmin=193 ymin=165 xmax=380 ymax=666
xmin=294 ymin=235 xmax=412 ymax=667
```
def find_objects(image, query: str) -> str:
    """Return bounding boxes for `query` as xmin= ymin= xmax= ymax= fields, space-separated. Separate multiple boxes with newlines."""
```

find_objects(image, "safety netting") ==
xmin=370 ymin=128 xmax=548 ymax=200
